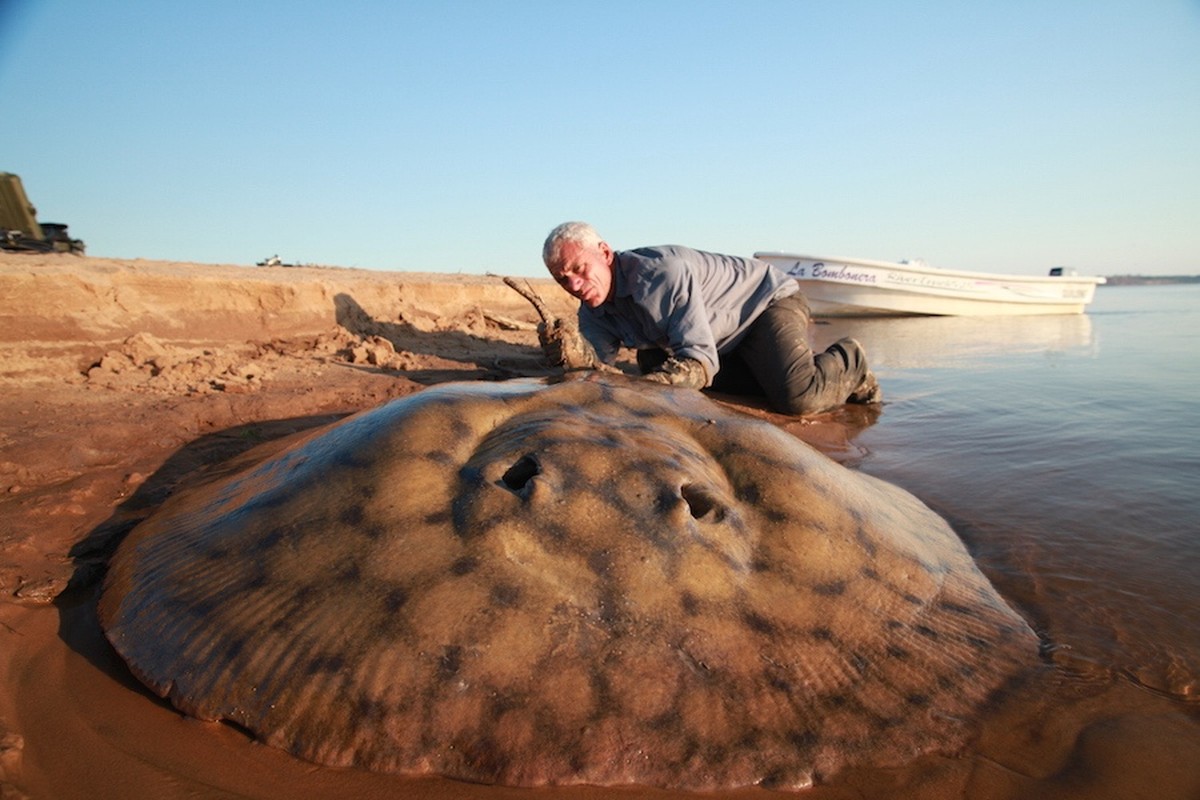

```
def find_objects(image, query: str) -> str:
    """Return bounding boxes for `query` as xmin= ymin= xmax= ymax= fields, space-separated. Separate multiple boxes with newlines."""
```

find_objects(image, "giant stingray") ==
xmin=98 ymin=374 xmax=1038 ymax=790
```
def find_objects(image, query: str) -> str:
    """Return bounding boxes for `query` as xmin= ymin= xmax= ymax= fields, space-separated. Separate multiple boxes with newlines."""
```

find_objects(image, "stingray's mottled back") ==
xmin=99 ymin=375 xmax=1037 ymax=790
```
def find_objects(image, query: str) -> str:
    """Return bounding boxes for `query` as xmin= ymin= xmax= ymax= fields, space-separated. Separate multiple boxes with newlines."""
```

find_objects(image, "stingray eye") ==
xmin=681 ymin=483 xmax=726 ymax=522
xmin=500 ymin=454 xmax=541 ymax=496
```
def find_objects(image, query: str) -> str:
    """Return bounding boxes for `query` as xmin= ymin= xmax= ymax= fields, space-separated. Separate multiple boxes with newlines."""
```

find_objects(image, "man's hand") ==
xmin=642 ymin=357 xmax=708 ymax=389
xmin=538 ymin=318 xmax=600 ymax=370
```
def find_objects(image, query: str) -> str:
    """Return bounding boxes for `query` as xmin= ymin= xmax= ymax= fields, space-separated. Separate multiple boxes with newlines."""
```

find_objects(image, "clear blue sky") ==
xmin=2 ymin=1 xmax=1197 ymax=276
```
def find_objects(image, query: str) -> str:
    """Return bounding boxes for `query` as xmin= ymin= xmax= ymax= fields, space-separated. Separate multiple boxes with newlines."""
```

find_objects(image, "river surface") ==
xmin=824 ymin=284 xmax=1199 ymax=701
xmin=814 ymin=284 xmax=1200 ymax=796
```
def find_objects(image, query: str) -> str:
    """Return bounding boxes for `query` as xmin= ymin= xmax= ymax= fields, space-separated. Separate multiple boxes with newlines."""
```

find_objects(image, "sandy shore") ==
xmin=0 ymin=252 xmax=874 ymax=799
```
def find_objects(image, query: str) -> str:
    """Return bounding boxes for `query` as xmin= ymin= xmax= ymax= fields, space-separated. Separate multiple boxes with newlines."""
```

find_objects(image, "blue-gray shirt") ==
xmin=579 ymin=245 xmax=798 ymax=383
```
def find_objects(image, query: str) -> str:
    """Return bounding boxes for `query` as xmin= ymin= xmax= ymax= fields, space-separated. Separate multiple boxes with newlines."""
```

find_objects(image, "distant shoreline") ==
xmin=1102 ymin=275 xmax=1200 ymax=286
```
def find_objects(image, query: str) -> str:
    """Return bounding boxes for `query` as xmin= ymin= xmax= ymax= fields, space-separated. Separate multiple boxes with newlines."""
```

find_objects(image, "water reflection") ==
xmin=817 ymin=312 xmax=1095 ymax=369
xmin=823 ymin=289 xmax=1200 ymax=755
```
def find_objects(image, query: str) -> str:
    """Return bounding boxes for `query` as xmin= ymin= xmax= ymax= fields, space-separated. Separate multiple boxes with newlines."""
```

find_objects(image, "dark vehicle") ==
xmin=0 ymin=172 xmax=85 ymax=253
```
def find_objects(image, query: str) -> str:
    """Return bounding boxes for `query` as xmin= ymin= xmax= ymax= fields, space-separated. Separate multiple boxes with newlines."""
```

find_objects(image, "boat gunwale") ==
xmin=754 ymin=251 xmax=1108 ymax=287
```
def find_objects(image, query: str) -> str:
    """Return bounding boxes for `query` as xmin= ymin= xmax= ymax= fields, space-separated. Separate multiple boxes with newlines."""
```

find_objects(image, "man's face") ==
xmin=547 ymin=240 xmax=614 ymax=308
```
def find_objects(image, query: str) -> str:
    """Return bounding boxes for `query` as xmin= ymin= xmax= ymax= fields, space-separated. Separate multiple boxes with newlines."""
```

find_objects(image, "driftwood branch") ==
xmin=496 ymin=274 xmax=619 ymax=375
xmin=501 ymin=276 xmax=555 ymax=325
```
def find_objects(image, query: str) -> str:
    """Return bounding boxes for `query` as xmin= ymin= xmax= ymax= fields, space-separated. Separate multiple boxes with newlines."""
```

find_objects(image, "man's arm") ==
xmin=636 ymin=257 xmax=720 ymax=384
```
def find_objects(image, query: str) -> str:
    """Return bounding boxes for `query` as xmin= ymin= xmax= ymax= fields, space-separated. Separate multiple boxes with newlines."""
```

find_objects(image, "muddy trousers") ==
xmin=638 ymin=293 xmax=870 ymax=415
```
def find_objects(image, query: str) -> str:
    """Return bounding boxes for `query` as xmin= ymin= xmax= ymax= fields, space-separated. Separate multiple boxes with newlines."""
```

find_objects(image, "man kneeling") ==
xmin=540 ymin=221 xmax=880 ymax=415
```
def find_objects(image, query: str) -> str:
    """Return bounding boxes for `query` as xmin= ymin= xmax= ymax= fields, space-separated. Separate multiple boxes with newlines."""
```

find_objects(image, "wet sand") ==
xmin=2 ymin=253 xmax=1198 ymax=799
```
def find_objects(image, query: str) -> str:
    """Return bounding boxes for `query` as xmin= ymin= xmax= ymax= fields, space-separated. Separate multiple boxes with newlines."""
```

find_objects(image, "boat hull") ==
xmin=754 ymin=253 xmax=1105 ymax=317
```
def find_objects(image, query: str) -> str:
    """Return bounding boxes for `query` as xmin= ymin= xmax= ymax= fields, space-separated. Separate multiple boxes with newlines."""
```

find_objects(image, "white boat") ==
xmin=753 ymin=252 xmax=1107 ymax=317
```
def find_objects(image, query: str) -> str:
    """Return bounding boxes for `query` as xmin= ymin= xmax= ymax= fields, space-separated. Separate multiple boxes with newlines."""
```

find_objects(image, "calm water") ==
xmin=822 ymin=284 xmax=1200 ymax=701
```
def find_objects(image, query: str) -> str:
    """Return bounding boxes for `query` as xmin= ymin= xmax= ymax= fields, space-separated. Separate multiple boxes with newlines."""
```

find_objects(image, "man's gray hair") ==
xmin=542 ymin=221 xmax=603 ymax=267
